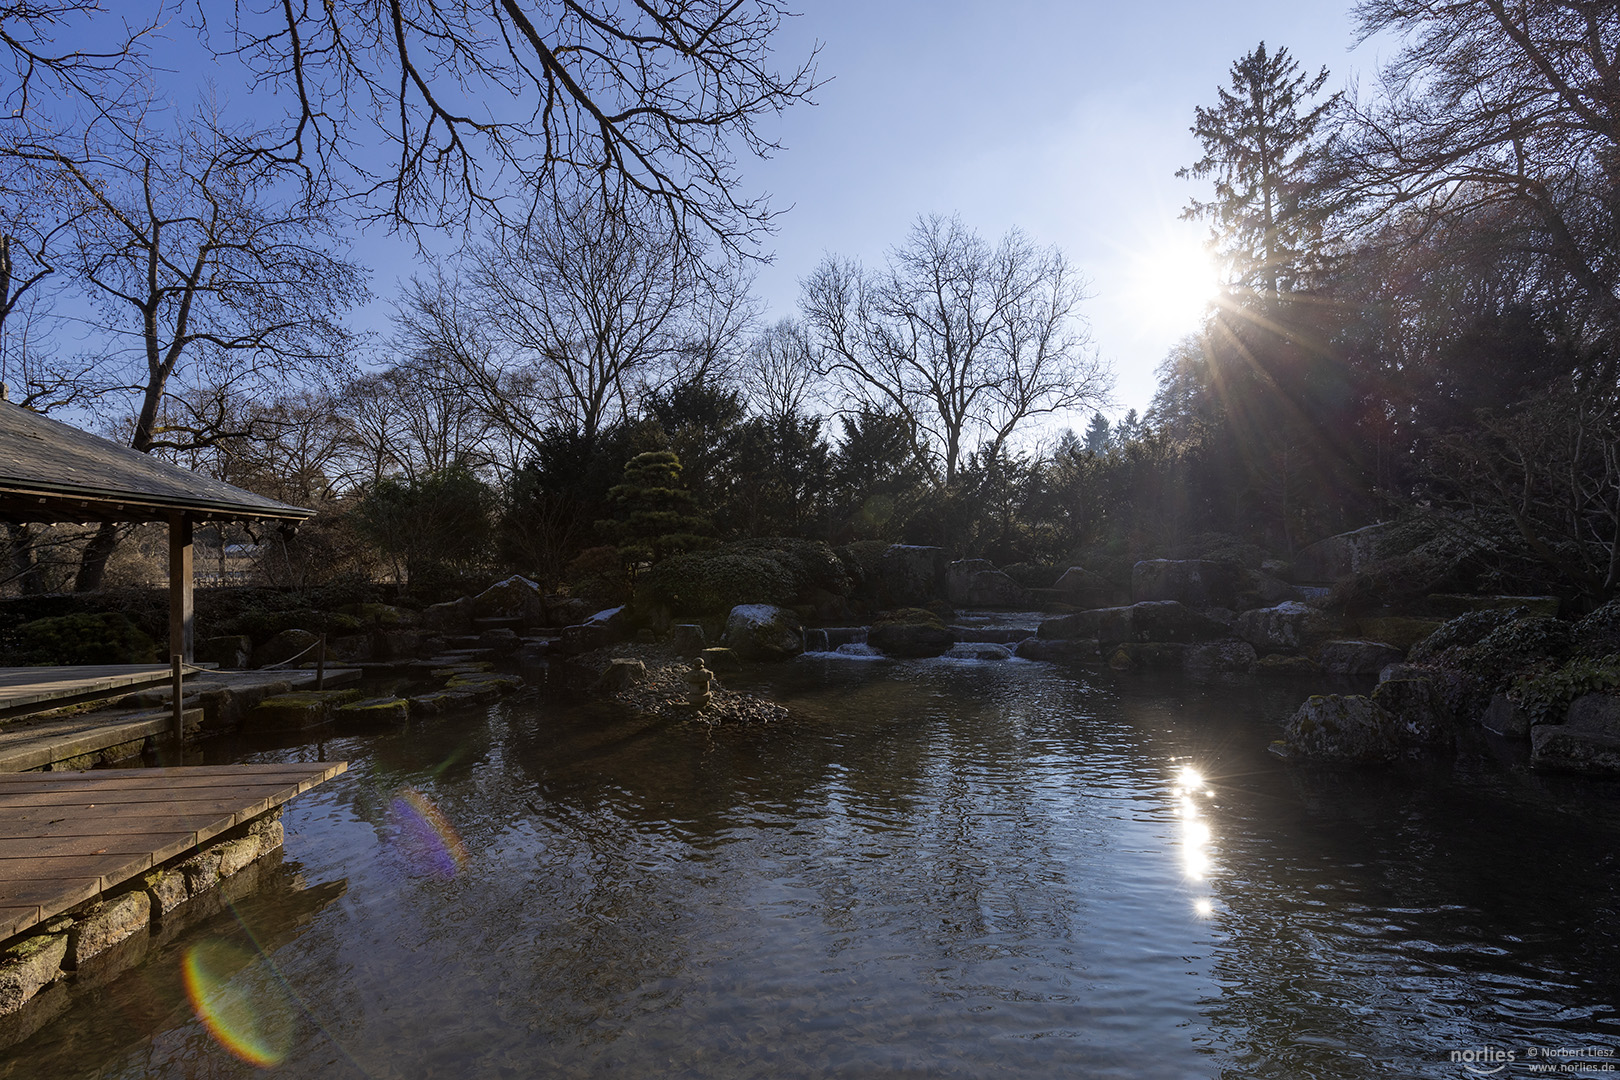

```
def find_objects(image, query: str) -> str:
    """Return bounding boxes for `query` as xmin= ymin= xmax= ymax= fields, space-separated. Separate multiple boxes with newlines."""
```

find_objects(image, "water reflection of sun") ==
xmin=1172 ymin=764 xmax=1217 ymax=916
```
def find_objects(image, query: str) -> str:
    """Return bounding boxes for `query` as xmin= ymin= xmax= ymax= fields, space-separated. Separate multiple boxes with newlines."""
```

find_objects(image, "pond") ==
xmin=5 ymin=653 xmax=1620 ymax=1078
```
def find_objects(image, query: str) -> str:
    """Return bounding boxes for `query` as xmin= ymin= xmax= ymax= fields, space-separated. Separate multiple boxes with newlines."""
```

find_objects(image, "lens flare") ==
xmin=182 ymin=939 xmax=293 ymax=1067
xmin=389 ymin=787 xmax=469 ymax=878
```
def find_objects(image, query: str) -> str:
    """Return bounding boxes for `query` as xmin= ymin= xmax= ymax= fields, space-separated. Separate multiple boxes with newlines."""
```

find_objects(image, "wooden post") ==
xmin=171 ymin=653 xmax=184 ymax=747
xmin=168 ymin=514 xmax=194 ymax=663
xmin=316 ymin=633 xmax=326 ymax=690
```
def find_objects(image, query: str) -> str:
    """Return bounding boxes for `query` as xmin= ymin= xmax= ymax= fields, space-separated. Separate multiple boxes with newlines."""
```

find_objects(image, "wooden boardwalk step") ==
xmin=0 ymin=762 xmax=345 ymax=943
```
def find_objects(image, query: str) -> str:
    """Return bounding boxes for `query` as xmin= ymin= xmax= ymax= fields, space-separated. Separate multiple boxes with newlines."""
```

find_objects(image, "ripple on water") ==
xmin=9 ymin=661 xmax=1620 ymax=1078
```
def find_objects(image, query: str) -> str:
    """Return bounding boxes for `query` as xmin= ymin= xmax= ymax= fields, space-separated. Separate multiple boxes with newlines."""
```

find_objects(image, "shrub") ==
xmin=12 ymin=613 xmax=159 ymax=665
xmin=836 ymin=541 xmax=887 ymax=595
xmin=1408 ymin=608 xmax=1529 ymax=663
xmin=1511 ymin=655 xmax=1620 ymax=725
xmin=1574 ymin=600 xmax=1620 ymax=658
xmin=724 ymin=537 xmax=849 ymax=597
xmin=635 ymin=552 xmax=794 ymax=616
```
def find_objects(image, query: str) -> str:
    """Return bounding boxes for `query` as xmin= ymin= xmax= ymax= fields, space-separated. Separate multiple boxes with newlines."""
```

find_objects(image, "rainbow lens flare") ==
xmin=182 ymin=939 xmax=293 ymax=1067
xmin=389 ymin=787 xmax=469 ymax=877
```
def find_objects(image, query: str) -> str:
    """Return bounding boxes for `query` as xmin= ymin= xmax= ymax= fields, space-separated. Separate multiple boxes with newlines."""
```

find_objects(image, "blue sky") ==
xmin=731 ymin=0 xmax=1374 ymax=419
xmin=84 ymin=3 xmax=1377 ymax=430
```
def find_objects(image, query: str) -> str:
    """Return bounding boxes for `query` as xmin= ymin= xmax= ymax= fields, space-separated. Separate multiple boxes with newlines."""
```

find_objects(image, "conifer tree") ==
xmin=599 ymin=451 xmax=712 ymax=566
xmin=1179 ymin=43 xmax=1341 ymax=300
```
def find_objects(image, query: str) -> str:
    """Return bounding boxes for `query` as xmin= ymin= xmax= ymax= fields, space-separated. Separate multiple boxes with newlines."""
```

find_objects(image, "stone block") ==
xmin=670 ymin=624 xmax=707 ymax=656
xmin=67 ymin=891 xmax=150 ymax=968
xmin=1183 ymin=640 xmax=1257 ymax=675
xmin=0 ymin=934 xmax=66 ymax=1016
xmin=216 ymin=834 xmax=264 ymax=878
xmin=142 ymin=868 xmax=188 ymax=917
xmin=1531 ymin=724 xmax=1620 ymax=776
xmin=1482 ymin=692 xmax=1533 ymax=738
xmin=1315 ymin=639 xmax=1405 ymax=676
xmin=1014 ymin=637 xmax=1098 ymax=662
xmin=334 ymin=697 xmax=410 ymax=726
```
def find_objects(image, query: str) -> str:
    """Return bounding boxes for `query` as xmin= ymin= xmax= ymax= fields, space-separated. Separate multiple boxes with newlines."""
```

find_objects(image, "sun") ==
xmin=1121 ymin=229 xmax=1221 ymax=333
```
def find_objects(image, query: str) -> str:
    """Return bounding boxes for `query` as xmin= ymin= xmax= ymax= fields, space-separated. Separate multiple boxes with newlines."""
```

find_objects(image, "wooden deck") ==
xmin=0 ymin=665 xmax=185 ymax=718
xmin=0 ymin=762 xmax=345 ymax=942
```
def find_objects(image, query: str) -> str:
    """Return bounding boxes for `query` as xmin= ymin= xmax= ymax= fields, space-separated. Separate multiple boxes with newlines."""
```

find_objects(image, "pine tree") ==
xmin=598 ymin=451 xmax=712 ymax=566
xmin=1083 ymin=412 xmax=1113 ymax=454
xmin=1178 ymin=43 xmax=1341 ymax=301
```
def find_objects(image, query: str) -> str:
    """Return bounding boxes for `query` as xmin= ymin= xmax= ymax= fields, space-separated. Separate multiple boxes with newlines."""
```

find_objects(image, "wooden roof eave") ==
xmin=0 ymin=484 xmax=315 ymax=526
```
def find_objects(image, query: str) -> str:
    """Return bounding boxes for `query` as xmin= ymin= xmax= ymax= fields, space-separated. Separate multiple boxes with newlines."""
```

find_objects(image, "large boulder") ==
xmin=1293 ymin=524 xmax=1390 ymax=582
xmin=197 ymin=635 xmax=252 ymax=670
xmin=1481 ymin=692 xmax=1534 ymax=738
xmin=1183 ymin=640 xmax=1257 ymax=675
xmin=879 ymin=545 xmax=948 ymax=606
xmin=1371 ymin=676 xmax=1456 ymax=746
xmin=1315 ymin=639 xmax=1405 ymax=676
xmin=720 ymin=604 xmax=804 ymax=662
xmin=1278 ymin=694 xmax=1402 ymax=763
xmin=966 ymin=570 xmax=1025 ymax=608
xmin=1564 ymin=693 xmax=1620 ymax=737
xmin=669 ymin=624 xmax=707 ymax=656
xmin=1097 ymin=601 xmax=1230 ymax=648
xmin=1015 ymin=637 xmax=1098 ymax=663
xmin=946 ymin=560 xmax=997 ymax=606
xmin=1132 ymin=559 xmax=1241 ymax=608
xmin=1531 ymin=696 xmax=1620 ymax=775
xmin=1037 ymin=609 xmax=1104 ymax=640
xmin=943 ymin=642 xmax=1013 ymax=661
xmin=472 ymin=575 xmax=547 ymax=625
xmin=1235 ymin=601 xmax=1346 ymax=652
xmin=422 ymin=596 xmax=475 ymax=634
xmin=868 ymin=610 xmax=955 ymax=658
xmin=1052 ymin=566 xmax=1113 ymax=607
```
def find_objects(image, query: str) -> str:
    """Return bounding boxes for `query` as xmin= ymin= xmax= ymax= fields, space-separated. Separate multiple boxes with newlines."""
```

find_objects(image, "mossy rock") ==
xmin=445 ymin=672 xmax=524 ymax=694
xmin=872 ymin=607 xmax=945 ymax=629
xmin=11 ymin=613 xmax=159 ymax=665
xmin=430 ymin=662 xmax=496 ymax=678
xmin=244 ymin=689 xmax=362 ymax=732
xmin=410 ymin=688 xmax=494 ymax=714
xmin=334 ymin=697 xmax=410 ymax=726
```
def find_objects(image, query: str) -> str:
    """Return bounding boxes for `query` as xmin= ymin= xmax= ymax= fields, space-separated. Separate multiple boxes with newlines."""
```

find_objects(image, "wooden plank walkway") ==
xmin=0 ymin=708 xmax=201 ymax=773
xmin=0 ymin=763 xmax=345 ymax=942
xmin=0 ymin=666 xmax=178 ymax=717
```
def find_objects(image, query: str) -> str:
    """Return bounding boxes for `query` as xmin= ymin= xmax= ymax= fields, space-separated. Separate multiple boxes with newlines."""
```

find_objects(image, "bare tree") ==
xmin=340 ymin=354 xmax=501 ymax=484
xmin=803 ymin=214 xmax=1109 ymax=485
xmin=25 ymin=112 xmax=368 ymax=589
xmin=197 ymin=0 xmax=820 ymax=252
xmin=1348 ymin=1 xmax=1620 ymax=340
xmin=397 ymin=196 xmax=695 ymax=456
xmin=745 ymin=317 xmax=820 ymax=425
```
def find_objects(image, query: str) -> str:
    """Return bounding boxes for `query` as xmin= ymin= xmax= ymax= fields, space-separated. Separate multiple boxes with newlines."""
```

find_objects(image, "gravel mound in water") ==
xmin=571 ymin=642 xmax=788 ymax=726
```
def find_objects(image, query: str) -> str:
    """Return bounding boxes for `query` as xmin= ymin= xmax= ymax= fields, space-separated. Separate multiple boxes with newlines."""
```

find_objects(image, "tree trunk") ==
xmin=4 ymin=524 xmax=44 ymax=595
xmin=73 ymin=522 xmax=122 ymax=592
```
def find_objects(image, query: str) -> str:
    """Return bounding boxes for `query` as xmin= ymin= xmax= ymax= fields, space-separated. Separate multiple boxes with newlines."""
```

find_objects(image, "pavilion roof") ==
xmin=0 ymin=401 xmax=313 ymax=525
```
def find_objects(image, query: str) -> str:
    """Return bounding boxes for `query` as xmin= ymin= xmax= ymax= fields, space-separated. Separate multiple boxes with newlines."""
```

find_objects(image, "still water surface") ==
xmin=6 ymin=654 xmax=1620 ymax=1078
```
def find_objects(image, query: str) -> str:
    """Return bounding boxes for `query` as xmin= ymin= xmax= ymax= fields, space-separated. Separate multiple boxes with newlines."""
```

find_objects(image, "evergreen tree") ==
xmin=599 ymin=451 xmax=712 ymax=566
xmin=1178 ymin=42 xmax=1340 ymax=300
xmin=1083 ymin=412 xmax=1113 ymax=453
